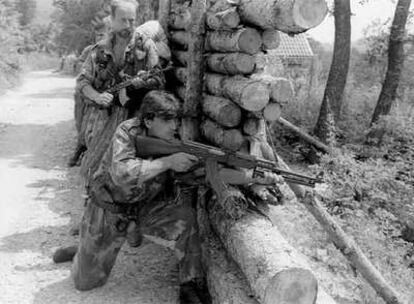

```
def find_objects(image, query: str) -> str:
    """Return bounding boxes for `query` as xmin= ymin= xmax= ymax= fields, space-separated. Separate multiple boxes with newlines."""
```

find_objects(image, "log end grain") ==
xmin=264 ymin=268 xmax=318 ymax=304
xmin=263 ymin=102 xmax=282 ymax=122
xmin=239 ymin=81 xmax=270 ymax=112
xmin=262 ymin=29 xmax=281 ymax=50
xmin=293 ymin=0 xmax=329 ymax=31
xmin=239 ymin=27 xmax=263 ymax=55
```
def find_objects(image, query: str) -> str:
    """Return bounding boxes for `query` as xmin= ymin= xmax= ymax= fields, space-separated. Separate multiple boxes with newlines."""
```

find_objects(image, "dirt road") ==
xmin=0 ymin=71 xmax=178 ymax=304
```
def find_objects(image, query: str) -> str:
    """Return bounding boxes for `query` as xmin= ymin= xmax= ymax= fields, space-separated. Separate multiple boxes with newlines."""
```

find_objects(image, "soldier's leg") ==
xmin=139 ymin=202 xmax=203 ymax=284
xmin=72 ymin=200 xmax=126 ymax=291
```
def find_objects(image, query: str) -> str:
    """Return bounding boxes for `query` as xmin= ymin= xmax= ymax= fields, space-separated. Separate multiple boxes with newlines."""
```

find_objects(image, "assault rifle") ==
xmin=105 ymin=64 xmax=173 ymax=94
xmin=135 ymin=135 xmax=323 ymax=187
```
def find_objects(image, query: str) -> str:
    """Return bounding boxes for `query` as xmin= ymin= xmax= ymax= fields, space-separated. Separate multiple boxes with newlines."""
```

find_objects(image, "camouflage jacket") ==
xmin=76 ymin=32 xmax=164 ymax=109
xmin=90 ymin=118 xmax=175 ymax=206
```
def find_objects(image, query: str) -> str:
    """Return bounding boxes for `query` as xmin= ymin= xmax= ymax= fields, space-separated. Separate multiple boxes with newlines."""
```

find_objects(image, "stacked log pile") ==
xmin=165 ymin=0 xmax=334 ymax=303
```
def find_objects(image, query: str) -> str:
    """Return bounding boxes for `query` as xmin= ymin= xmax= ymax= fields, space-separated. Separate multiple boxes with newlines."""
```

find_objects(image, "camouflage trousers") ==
xmin=71 ymin=198 xmax=203 ymax=291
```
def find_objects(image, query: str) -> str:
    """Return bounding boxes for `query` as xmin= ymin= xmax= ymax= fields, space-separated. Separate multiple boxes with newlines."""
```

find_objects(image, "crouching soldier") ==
xmin=62 ymin=91 xmax=282 ymax=303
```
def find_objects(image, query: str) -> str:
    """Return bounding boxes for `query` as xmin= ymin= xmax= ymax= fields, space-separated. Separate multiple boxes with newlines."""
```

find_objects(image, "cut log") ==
xmin=238 ymin=0 xmax=328 ymax=34
xmin=263 ymin=102 xmax=282 ymax=122
xmin=208 ymin=203 xmax=319 ymax=304
xmin=262 ymin=29 xmax=281 ymax=50
xmin=172 ymin=50 xmax=188 ymax=66
xmin=243 ymin=117 xmax=265 ymax=136
xmin=207 ymin=53 xmax=256 ymax=75
xmin=202 ymin=94 xmax=242 ymax=128
xmin=205 ymin=74 xmax=270 ymax=112
xmin=169 ymin=30 xmax=189 ymax=46
xmin=206 ymin=7 xmax=240 ymax=30
xmin=251 ymin=75 xmax=294 ymax=104
xmin=275 ymin=154 xmax=406 ymax=304
xmin=205 ymin=27 xmax=262 ymax=55
xmin=277 ymin=117 xmax=331 ymax=153
xmin=169 ymin=7 xmax=191 ymax=29
xmin=173 ymin=67 xmax=187 ymax=83
xmin=196 ymin=186 xmax=259 ymax=304
xmin=201 ymin=119 xmax=244 ymax=151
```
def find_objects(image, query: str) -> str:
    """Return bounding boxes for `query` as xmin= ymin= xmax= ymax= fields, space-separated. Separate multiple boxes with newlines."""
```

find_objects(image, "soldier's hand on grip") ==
xmin=167 ymin=153 xmax=199 ymax=172
xmin=96 ymin=92 xmax=113 ymax=107
xmin=254 ymin=172 xmax=283 ymax=185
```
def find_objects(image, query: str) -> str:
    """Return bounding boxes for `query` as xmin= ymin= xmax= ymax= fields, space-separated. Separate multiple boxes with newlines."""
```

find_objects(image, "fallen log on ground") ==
xmin=275 ymin=153 xmax=406 ymax=304
xmin=276 ymin=117 xmax=331 ymax=154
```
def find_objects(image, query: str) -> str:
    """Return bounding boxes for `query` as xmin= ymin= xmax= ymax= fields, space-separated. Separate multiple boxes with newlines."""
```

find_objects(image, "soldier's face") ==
xmin=146 ymin=117 xmax=178 ymax=140
xmin=112 ymin=3 xmax=136 ymax=38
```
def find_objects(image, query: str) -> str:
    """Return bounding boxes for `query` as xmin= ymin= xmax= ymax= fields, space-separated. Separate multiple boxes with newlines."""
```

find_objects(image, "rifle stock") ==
xmin=135 ymin=135 xmax=323 ymax=187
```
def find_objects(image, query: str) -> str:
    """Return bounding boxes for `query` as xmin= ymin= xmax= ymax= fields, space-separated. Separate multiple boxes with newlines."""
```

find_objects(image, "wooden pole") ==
xmin=277 ymin=117 xmax=331 ymax=153
xmin=275 ymin=154 xmax=406 ymax=304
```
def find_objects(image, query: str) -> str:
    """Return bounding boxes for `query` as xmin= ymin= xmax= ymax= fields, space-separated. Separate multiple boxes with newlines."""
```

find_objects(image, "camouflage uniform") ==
xmin=76 ymin=31 xmax=164 ymax=176
xmin=72 ymin=118 xmax=203 ymax=291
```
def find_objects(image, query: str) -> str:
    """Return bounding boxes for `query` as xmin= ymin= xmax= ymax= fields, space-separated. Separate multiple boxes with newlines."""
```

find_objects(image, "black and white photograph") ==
xmin=0 ymin=0 xmax=413 ymax=303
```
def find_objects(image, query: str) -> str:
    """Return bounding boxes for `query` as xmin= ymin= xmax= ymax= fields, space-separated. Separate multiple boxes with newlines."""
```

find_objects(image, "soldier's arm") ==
xmin=110 ymin=124 xmax=197 ymax=190
xmin=76 ymin=50 xmax=112 ymax=107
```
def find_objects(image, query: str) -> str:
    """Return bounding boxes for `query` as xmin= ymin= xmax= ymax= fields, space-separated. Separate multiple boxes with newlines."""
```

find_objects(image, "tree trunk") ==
xmin=205 ymin=28 xmax=262 ymax=55
xmin=207 ymin=53 xmax=256 ymax=75
xmin=314 ymin=0 xmax=350 ymax=144
xmin=252 ymin=75 xmax=294 ymax=104
xmin=206 ymin=7 xmax=240 ymax=30
xmin=202 ymin=94 xmax=242 ymax=128
xmin=237 ymin=0 xmax=328 ymax=34
xmin=205 ymin=74 xmax=270 ymax=112
xmin=370 ymin=0 xmax=412 ymax=125
xmin=158 ymin=0 xmax=171 ymax=31
xmin=201 ymin=119 xmax=244 ymax=151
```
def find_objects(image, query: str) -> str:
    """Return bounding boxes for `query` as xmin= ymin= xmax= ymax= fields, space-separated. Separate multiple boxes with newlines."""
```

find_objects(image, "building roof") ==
xmin=272 ymin=33 xmax=314 ymax=58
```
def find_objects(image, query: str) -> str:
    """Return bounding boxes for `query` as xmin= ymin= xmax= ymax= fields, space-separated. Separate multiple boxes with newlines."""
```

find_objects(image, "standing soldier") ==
xmin=68 ymin=18 xmax=111 ymax=167
xmin=76 ymin=0 xmax=164 ymax=179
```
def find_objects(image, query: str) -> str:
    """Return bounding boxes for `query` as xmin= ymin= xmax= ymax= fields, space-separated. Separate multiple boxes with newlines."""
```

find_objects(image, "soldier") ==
xmin=57 ymin=91 xmax=282 ymax=303
xmin=76 ymin=0 xmax=164 ymax=178
xmin=68 ymin=18 xmax=112 ymax=167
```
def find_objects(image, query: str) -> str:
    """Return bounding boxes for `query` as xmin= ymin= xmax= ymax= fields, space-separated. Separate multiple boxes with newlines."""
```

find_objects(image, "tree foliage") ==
xmin=52 ymin=0 xmax=106 ymax=54
xmin=15 ymin=0 xmax=36 ymax=26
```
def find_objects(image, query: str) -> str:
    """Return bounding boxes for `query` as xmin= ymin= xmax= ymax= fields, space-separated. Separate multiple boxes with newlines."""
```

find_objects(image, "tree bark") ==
xmin=205 ymin=28 xmax=263 ymax=55
xmin=314 ymin=0 xmax=350 ymax=144
xmin=207 ymin=53 xmax=256 ymax=75
xmin=201 ymin=119 xmax=245 ymax=151
xmin=205 ymin=74 xmax=270 ymax=112
xmin=237 ymin=0 xmax=328 ymax=34
xmin=208 ymin=203 xmax=319 ymax=304
xmin=158 ymin=0 xmax=171 ymax=32
xmin=206 ymin=7 xmax=240 ymax=30
xmin=275 ymin=154 xmax=406 ymax=304
xmin=370 ymin=0 xmax=412 ymax=125
xmin=202 ymin=94 xmax=242 ymax=128
xmin=250 ymin=75 xmax=294 ymax=104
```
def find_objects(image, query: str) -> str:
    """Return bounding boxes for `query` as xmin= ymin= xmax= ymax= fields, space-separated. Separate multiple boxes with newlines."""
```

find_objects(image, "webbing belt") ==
xmin=89 ymin=194 xmax=140 ymax=215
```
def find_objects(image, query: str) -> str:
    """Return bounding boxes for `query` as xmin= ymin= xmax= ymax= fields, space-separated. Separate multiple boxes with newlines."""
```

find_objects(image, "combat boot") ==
xmin=52 ymin=245 xmax=78 ymax=263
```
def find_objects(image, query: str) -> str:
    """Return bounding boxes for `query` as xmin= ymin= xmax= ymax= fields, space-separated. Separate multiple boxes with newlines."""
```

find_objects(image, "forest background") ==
xmin=1 ymin=0 xmax=414 ymax=301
